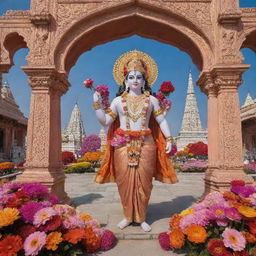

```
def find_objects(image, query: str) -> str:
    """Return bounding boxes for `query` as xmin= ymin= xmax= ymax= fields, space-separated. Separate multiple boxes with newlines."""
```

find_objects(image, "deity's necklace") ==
xmin=121 ymin=92 xmax=150 ymax=166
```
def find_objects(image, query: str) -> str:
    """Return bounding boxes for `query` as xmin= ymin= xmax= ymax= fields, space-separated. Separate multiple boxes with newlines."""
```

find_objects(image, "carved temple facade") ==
xmin=0 ymin=81 xmax=27 ymax=163
xmin=1 ymin=0 xmax=256 ymax=201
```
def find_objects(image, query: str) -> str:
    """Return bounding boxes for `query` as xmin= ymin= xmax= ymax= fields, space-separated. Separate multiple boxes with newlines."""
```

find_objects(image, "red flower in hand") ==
xmin=84 ymin=78 xmax=94 ymax=89
xmin=159 ymin=81 xmax=175 ymax=96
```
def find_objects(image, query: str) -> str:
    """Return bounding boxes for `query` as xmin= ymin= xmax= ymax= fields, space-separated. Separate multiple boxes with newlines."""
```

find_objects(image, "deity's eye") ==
xmin=128 ymin=75 xmax=135 ymax=79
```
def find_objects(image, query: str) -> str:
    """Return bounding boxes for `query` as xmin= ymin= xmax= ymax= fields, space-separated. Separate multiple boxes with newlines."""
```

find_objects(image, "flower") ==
xmin=222 ymin=228 xmax=246 ymax=252
xmin=0 ymin=235 xmax=23 ymax=256
xmin=232 ymin=185 xmax=255 ymax=198
xmin=33 ymin=207 xmax=57 ymax=227
xmin=0 ymin=207 xmax=20 ymax=227
xmin=84 ymin=78 xmax=94 ymax=88
xmin=169 ymin=214 xmax=182 ymax=230
xmin=241 ymin=231 xmax=256 ymax=243
xmin=21 ymin=183 xmax=49 ymax=199
xmin=46 ymin=232 xmax=63 ymax=251
xmin=158 ymin=232 xmax=170 ymax=251
xmin=37 ymin=215 xmax=62 ymax=232
xmin=20 ymin=202 xmax=44 ymax=224
xmin=62 ymin=215 xmax=85 ymax=229
xmin=95 ymin=84 xmax=110 ymax=108
xmin=180 ymin=208 xmax=195 ymax=217
xmin=100 ymin=230 xmax=115 ymax=251
xmin=237 ymin=205 xmax=256 ymax=218
xmin=210 ymin=205 xmax=227 ymax=220
xmin=63 ymin=229 xmax=86 ymax=244
xmin=169 ymin=229 xmax=185 ymax=249
xmin=17 ymin=224 xmax=37 ymax=241
xmin=248 ymin=222 xmax=256 ymax=235
xmin=82 ymin=226 xmax=101 ymax=253
xmin=231 ymin=180 xmax=245 ymax=187
xmin=225 ymin=207 xmax=242 ymax=221
xmin=207 ymin=239 xmax=227 ymax=256
xmin=159 ymin=81 xmax=175 ymax=96
xmin=185 ymin=224 xmax=207 ymax=243
xmin=6 ymin=190 xmax=30 ymax=208
xmin=24 ymin=231 xmax=46 ymax=256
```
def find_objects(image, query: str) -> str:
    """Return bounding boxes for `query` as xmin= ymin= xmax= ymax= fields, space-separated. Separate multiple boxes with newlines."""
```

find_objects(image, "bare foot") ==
xmin=141 ymin=222 xmax=151 ymax=232
xmin=117 ymin=219 xmax=131 ymax=230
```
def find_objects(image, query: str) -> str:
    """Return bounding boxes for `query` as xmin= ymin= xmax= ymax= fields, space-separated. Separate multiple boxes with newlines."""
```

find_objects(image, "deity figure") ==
xmin=94 ymin=50 xmax=177 ymax=232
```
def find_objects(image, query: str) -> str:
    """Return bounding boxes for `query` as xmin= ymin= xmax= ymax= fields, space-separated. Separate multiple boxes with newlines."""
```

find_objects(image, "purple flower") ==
xmin=21 ymin=183 xmax=49 ymax=199
xmin=225 ymin=207 xmax=242 ymax=221
xmin=20 ymin=202 xmax=44 ymax=223
xmin=78 ymin=134 xmax=101 ymax=156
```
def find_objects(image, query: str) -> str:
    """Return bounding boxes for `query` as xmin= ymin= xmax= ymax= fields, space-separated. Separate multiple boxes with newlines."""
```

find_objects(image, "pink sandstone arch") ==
xmin=0 ymin=0 xmax=255 ymax=202
xmin=54 ymin=1 xmax=213 ymax=73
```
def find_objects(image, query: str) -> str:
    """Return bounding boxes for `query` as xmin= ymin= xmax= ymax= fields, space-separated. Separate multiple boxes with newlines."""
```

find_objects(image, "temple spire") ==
xmin=242 ymin=93 xmax=254 ymax=107
xmin=180 ymin=70 xmax=202 ymax=132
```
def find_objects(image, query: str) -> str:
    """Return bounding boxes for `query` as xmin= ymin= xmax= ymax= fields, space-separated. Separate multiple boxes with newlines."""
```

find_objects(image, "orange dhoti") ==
xmin=114 ymin=135 xmax=156 ymax=223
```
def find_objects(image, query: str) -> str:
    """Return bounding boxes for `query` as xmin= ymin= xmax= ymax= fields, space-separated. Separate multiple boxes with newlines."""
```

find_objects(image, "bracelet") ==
xmin=105 ymin=107 xmax=117 ymax=120
xmin=93 ymin=101 xmax=101 ymax=110
xmin=153 ymin=108 xmax=164 ymax=117
xmin=166 ymin=136 xmax=174 ymax=143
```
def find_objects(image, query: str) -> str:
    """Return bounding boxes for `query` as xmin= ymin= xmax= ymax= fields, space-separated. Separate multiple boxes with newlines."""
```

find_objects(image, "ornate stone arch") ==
xmin=54 ymin=0 xmax=213 ymax=74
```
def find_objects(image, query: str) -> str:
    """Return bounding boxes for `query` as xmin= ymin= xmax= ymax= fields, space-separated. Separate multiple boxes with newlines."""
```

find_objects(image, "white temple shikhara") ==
xmin=175 ymin=71 xmax=208 ymax=150
xmin=62 ymin=103 xmax=86 ymax=154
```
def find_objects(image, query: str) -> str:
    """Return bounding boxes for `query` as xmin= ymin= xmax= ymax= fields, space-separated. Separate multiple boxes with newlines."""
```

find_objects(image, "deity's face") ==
xmin=125 ymin=71 xmax=145 ymax=92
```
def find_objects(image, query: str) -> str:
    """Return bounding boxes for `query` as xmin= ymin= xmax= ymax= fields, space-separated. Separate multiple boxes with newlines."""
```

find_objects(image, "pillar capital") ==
xmin=198 ymin=71 xmax=218 ymax=97
xmin=22 ymin=67 xmax=70 ymax=95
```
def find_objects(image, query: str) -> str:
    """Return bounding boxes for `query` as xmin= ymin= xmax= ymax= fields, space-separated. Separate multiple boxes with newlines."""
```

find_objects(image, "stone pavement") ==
xmin=65 ymin=172 xmax=204 ymax=255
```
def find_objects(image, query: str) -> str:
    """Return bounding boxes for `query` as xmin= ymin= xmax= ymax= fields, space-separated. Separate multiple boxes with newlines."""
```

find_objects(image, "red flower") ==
xmin=6 ymin=190 xmax=30 ymax=208
xmin=155 ymin=93 xmax=165 ymax=102
xmin=17 ymin=224 xmax=37 ymax=241
xmin=159 ymin=81 xmax=175 ymax=96
xmin=187 ymin=141 xmax=208 ymax=156
xmin=233 ymin=251 xmax=249 ymax=256
xmin=38 ymin=215 xmax=62 ymax=232
xmin=0 ymin=235 xmax=23 ymax=256
xmin=249 ymin=222 xmax=256 ymax=235
xmin=84 ymin=78 xmax=94 ymax=88
xmin=231 ymin=180 xmax=245 ymax=187
xmin=207 ymin=239 xmax=227 ymax=256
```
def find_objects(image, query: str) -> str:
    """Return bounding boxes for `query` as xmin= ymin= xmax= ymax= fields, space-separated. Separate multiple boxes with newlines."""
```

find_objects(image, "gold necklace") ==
xmin=126 ymin=94 xmax=146 ymax=122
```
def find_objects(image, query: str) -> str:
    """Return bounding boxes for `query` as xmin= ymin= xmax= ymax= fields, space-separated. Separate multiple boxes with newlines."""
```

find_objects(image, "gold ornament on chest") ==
xmin=126 ymin=94 xmax=147 ymax=122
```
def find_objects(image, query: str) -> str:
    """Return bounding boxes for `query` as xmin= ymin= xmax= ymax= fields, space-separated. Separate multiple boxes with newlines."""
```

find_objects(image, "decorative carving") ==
xmin=30 ymin=12 xmax=51 ymax=25
xmin=2 ymin=10 xmax=30 ymax=18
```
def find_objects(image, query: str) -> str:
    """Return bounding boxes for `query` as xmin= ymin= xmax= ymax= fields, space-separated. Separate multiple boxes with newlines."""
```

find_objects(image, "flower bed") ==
xmin=0 ymin=182 xmax=115 ymax=255
xmin=64 ymin=162 xmax=94 ymax=173
xmin=180 ymin=160 xmax=207 ymax=173
xmin=159 ymin=180 xmax=256 ymax=255
xmin=0 ymin=162 xmax=15 ymax=177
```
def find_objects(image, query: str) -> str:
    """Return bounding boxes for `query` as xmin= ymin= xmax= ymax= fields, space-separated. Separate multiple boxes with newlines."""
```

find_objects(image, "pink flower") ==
xmin=203 ymin=192 xmax=228 ymax=207
xmin=24 ymin=231 xmax=46 ymax=256
xmin=111 ymin=135 xmax=127 ymax=147
xmin=33 ymin=207 xmax=57 ymax=227
xmin=158 ymin=232 xmax=170 ymax=251
xmin=216 ymin=219 xmax=229 ymax=226
xmin=222 ymin=228 xmax=246 ymax=252
xmin=225 ymin=207 xmax=242 ymax=221
xmin=84 ymin=78 xmax=94 ymax=88
xmin=95 ymin=84 xmax=110 ymax=108
xmin=210 ymin=205 xmax=227 ymax=220
xmin=62 ymin=215 xmax=85 ymax=229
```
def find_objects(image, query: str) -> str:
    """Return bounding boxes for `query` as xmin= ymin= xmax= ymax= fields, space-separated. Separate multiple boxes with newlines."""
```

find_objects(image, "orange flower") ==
xmin=63 ymin=229 xmax=86 ymax=244
xmin=241 ymin=231 xmax=256 ymax=243
xmin=169 ymin=229 xmax=185 ymax=249
xmin=238 ymin=206 xmax=256 ymax=218
xmin=169 ymin=214 xmax=182 ymax=230
xmin=80 ymin=213 xmax=93 ymax=221
xmin=223 ymin=191 xmax=239 ymax=201
xmin=82 ymin=226 xmax=101 ymax=253
xmin=83 ymin=152 xmax=104 ymax=162
xmin=0 ymin=208 xmax=19 ymax=227
xmin=46 ymin=232 xmax=63 ymax=251
xmin=185 ymin=225 xmax=207 ymax=243
xmin=0 ymin=235 xmax=23 ymax=255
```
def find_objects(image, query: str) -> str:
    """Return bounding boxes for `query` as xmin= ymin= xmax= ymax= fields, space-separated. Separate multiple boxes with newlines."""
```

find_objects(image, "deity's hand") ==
xmin=165 ymin=142 xmax=172 ymax=154
xmin=93 ymin=91 xmax=102 ymax=103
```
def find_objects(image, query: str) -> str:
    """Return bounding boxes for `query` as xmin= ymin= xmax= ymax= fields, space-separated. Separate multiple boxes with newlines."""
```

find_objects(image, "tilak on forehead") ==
xmin=113 ymin=50 xmax=158 ymax=87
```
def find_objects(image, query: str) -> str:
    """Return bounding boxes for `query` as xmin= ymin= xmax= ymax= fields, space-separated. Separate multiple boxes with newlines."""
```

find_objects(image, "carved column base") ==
xmin=16 ymin=167 xmax=71 ymax=204
xmin=204 ymin=167 xmax=254 ymax=195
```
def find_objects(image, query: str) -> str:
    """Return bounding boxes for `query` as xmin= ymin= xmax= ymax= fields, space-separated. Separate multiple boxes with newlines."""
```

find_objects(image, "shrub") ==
xmin=78 ymin=135 xmax=101 ymax=156
xmin=64 ymin=161 xmax=94 ymax=173
xmin=180 ymin=160 xmax=207 ymax=172
xmin=62 ymin=151 xmax=76 ymax=165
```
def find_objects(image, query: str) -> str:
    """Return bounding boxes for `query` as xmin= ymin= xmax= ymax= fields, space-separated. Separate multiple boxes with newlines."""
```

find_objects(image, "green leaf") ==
xmin=199 ymin=249 xmax=210 ymax=256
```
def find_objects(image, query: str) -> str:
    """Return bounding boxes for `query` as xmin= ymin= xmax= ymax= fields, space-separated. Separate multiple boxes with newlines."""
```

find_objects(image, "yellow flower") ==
xmin=180 ymin=208 xmax=195 ymax=217
xmin=0 ymin=208 xmax=20 ymax=227
xmin=46 ymin=232 xmax=63 ymax=251
xmin=80 ymin=213 xmax=93 ymax=221
xmin=238 ymin=205 xmax=256 ymax=218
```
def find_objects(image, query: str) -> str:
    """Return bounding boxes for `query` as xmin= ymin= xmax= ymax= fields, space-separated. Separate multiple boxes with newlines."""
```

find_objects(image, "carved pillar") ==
xmin=16 ymin=67 xmax=71 ymax=203
xmin=199 ymin=66 xmax=254 ymax=194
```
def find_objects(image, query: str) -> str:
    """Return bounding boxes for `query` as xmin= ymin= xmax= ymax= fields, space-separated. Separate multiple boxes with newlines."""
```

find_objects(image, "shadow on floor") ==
xmin=147 ymin=195 xmax=196 ymax=225
xmin=72 ymin=193 xmax=104 ymax=206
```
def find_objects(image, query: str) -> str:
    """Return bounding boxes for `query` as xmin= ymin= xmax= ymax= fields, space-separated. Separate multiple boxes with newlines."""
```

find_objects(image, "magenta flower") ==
xmin=225 ymin=207 xmax=242 ymax=221
xmin=210 ymin=205 xmax=227 ymax=220
xmin=231 ymin=185 xmax=255 ymax=198
xmin=24 ymin=231 xmax=46 ymax=256
xmin=158 ymin=232 xmax=170 ymax=251
xmin=222 ymin=228 xmax=246 ymax=251
xmin=95 ymin=84 xmax=110 ymax=108
xmin=101 ymin=230 xmax=115 ymax=251
xmin=49 ymin=194 xmax=60 ymax=204
xmin=78 ymin=134 xmax=101 ymax=156
xmin=20 ymin=202 xmax=44 ymax=224
xmin=21 ymin=183 xmax=49 ymax=199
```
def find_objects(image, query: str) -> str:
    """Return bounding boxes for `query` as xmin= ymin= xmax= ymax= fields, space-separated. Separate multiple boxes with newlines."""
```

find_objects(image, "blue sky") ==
xmin=1 ymin=0 xmax=256 ymax=137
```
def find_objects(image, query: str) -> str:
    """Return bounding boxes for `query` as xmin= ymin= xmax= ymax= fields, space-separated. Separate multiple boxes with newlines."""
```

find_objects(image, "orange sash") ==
xmin=95 ymin=115 xmax=178 ymax=184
